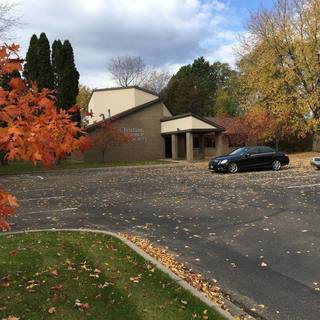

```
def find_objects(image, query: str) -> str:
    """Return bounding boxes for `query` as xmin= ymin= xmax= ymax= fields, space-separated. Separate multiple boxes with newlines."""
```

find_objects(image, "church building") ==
xmin=80 ymin=86 xmax=230 ymax=162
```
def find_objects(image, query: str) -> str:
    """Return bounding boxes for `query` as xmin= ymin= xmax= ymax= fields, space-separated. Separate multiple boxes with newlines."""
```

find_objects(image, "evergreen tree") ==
xmin=163 ymin=57 xmax=239 ymax=116
xmin=163 ymin=57 xmax=217 ymax=115
xmin=52 ymin=39 xmax=80 ymax=124
xmin=37 ymin=32 xmax=54 ymax=90
xmin=61 ymin=40 xmax=79 ymax=108
xmin=52 ymin=39 xmax=64 ymax=102
xmin=23 ymin=34 xmax=39 ymax=82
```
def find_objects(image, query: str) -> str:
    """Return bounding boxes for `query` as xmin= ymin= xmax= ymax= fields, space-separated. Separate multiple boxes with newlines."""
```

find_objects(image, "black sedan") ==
xmin=208 ymin=146 xmax=289 ymax=173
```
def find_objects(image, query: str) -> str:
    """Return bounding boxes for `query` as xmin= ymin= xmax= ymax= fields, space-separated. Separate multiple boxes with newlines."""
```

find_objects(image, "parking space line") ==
xmin=19 ymin=196 xmax=65 ymax=202
xmin=24 ymin=207 xmax=78 ymax=214
xmin=248 ymin=173 xmax=320 ymax=182
xmin=288 ymin=183 xmax=320 ymax=189
xmin=6 ymin=188 xmax=54 ymax=194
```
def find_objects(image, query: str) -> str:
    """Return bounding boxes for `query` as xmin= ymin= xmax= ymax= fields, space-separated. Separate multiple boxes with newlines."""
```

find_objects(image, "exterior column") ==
xmin=215 ymin=132 xmax=228 ymax=157
xmin=171 ymin=134 xmax=178 ymax=160
xmin=199 ymin=134 xmax=205 ymax=159
xmin=186 ymin=132 xmax=194 ymax=162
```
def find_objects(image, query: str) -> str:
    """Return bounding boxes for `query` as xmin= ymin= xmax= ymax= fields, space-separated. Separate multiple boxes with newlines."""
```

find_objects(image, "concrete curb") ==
xmin=1 ymin=228 xmax=254 ymax=320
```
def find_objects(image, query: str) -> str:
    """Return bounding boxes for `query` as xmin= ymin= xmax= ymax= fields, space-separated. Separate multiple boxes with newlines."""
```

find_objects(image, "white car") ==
xmin=310 ymin=156 xmax=320 ymax=169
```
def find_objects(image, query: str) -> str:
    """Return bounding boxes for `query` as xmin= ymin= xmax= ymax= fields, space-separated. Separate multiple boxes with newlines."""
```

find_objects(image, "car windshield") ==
xmin=229 ymin=147 xmax=249 ymax=155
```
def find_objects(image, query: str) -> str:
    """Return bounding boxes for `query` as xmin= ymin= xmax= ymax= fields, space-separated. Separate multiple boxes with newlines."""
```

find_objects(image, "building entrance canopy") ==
xmin=161 ymin=113 xmax=224 ymax=135
xmin=160 ymin=113 xmax=226 ymax=162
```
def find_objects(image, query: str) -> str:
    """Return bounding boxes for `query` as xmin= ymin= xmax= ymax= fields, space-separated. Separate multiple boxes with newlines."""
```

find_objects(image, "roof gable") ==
xmin=86 ymin=98 xmax=163 ymax=132
xmin=87 ymin=86 xmax=159 ymax=125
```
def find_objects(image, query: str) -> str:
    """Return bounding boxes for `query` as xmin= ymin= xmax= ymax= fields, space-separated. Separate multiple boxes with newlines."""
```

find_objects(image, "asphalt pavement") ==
xmin=2 ymin=164 xmax=320 ymax=319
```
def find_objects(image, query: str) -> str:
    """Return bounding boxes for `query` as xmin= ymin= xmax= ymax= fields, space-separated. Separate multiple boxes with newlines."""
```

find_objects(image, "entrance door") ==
xmin=165 ymin=136 xmax=172 ymax=158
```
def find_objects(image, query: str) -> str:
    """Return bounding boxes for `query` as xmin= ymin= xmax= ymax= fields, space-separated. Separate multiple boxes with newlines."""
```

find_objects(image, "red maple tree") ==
xmin=92 ymin=120 xmax=132 ymax=162
xmin=0 ymin=44 xmax=90 ymax=231
xmin=227 ymin=108 xmax=285 ymax=147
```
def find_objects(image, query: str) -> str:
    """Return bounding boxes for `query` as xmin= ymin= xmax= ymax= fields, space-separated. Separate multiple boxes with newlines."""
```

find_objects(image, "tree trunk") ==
xmin=275 ymin=138 xmax=279 ymax=151
xmin=0 ymin=152 xmax=8 ymax=166
xmin=312 ymin=133 xmax=320 ymax=152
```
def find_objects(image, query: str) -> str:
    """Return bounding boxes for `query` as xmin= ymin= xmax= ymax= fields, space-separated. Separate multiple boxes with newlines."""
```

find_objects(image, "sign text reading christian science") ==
xmin=120 ymin=127 xmax=147 ymax=142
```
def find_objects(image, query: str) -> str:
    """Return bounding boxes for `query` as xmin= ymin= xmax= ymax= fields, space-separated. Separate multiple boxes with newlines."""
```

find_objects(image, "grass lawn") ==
xmin=0 ymin=160 xmax=172 ymax=176
xmin=0 ymin=231 xmax=226 ymax=320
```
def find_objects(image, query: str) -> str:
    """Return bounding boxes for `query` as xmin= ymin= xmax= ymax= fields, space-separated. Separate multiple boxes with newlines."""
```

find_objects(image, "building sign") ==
xmin=120 ymin=127 xmax=147 ymax=142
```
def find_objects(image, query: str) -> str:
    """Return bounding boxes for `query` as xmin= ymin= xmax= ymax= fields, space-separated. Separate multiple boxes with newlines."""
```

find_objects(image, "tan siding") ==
xmin=88 ymin=88 xmax=160 ymax=125
xmin=88 ymin=88 xmax=136 ymax=124
xmin=163 ymin=105 xmax=172 ymax=117
xmin=161 ymin=115 xmax=217 ymax=133
xmin=134 ymin=89 xmax=158 ymax=106
xmin=83 ymin=101 xmax=166 ymax=162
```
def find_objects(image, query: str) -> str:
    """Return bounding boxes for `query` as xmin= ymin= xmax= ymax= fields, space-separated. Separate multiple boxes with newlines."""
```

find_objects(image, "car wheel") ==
xmin=228 ymin=162 xmax=238 ymax=173
xmin=272 ymin=160 xmax=281 ymax=171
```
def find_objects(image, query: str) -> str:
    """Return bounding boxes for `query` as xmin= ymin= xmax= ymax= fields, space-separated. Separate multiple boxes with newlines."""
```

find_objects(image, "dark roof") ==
xmin=205 ymin=117 xmax=236 ymax=134
xmin=161 ymin=113 xmax=225 ymax=132
xmin=85 ymin=98 xmax=162 ymax=132
xmin=92 ymin=85 xmax=159 ymax=97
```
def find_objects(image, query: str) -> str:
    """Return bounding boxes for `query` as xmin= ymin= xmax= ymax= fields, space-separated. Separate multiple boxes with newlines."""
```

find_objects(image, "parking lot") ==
xmin=3 ymin=164 xmax=320 ymax=319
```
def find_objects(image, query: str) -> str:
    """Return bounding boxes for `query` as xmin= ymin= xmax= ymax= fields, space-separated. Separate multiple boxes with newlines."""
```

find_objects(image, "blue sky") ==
xmin=229 ymin=0 xmax=273 ymax=11
xmin=9 ymin=0 xmax=275 ymax=88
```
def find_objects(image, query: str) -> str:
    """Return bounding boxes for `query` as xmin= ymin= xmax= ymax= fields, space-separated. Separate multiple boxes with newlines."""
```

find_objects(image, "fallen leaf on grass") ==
xmin=47 ymin=307 xmax=56 ymax=314
xmin=120 ymin=233 xmax=226 ymax=310
xmin=65 ymin=259 xmax=76 ymax=271
xmin=90 ymin=268 xmax=101 ymax=278
xmin=2 ymin=316 xmax=20 ymax=320
xmin=51 ymin=284 xmax=63 ymax=290
xmin=0 ymin=277 xmax=10 ymax=288
xmin=74 ymin=299 xmax=90 ymax=310
xmin=80 ymin=261 xmax=91 ymax=271
xmin=48 ymin=267 xmax=59 ymax=276
xmin=146 ymin=264 xmax=155 ymax=273
xmin=89 ymin=273 xmax=99 ymax=278
xmin=98 ymin=282 xmax=111 ymax=288
xmin=26 ymin=280 xmax=40 ymax=290
xmin=129 ymin=274 xmax=142 ymax=283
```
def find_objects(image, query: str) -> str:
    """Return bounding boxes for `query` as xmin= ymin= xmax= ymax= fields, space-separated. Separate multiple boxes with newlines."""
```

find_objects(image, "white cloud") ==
xmin=9 ymin=0 xmax=243 ymax=87
xmin=204 ymin=30 xmax=244 ymax=66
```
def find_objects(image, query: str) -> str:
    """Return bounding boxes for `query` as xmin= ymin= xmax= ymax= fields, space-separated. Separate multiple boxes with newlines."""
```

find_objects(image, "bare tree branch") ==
xmin=0 ymin=2 xmax=19 ymax=41
xmin=142 ymin=69 xmax=171 ymax=94
xmin=108 ymin=56 xmax=150 ymax=87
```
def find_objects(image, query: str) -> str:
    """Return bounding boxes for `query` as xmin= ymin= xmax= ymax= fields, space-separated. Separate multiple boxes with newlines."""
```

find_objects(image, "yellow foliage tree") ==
xmin=238 ymin=0 xmax=320 ymax=150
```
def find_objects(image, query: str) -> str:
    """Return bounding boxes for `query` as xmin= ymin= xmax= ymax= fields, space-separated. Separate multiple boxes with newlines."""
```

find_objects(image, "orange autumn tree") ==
xmin=0 ymin=44 xmax=90 ymax=231
xmin=228 ymin=107 xmax=297 ymax=149
xmin=92 ymin=120 xmax=132 ymax=162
